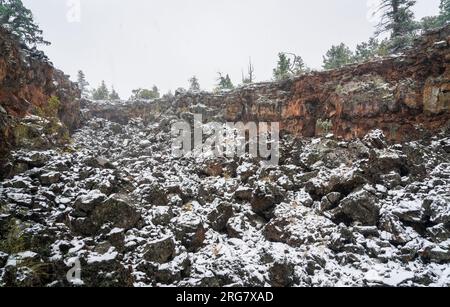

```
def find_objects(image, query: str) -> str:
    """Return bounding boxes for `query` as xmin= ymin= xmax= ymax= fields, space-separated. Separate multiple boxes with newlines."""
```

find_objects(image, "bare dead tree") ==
xmin=242 ymin=57 xmax=255 ymax=84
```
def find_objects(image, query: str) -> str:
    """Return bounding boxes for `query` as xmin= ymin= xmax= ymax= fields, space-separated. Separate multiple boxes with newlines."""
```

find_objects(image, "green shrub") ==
xmin=316 ymin=119 xmax=333 ymax=135
xmin=0 ymin=219 xmax=27 ymax=254
xmin=36 ymin=96 xmax=60 ymax=119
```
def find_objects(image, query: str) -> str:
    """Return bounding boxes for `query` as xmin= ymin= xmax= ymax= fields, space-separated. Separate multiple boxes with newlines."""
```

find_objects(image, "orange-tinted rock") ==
xmin=0 ymin=28 xmax=81 ymax=174
xmin=86 ymin=26 xmax=450 ymax=143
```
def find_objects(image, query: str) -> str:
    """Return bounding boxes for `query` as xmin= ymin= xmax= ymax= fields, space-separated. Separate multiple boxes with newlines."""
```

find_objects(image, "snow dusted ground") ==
xmin=0 ymin=115 xmax=450 ymax=287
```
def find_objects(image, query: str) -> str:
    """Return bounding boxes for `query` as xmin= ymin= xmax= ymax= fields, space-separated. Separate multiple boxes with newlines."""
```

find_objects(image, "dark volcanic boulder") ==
xmin=251 ymin=181 xmax=285 ymax=214
xmin=90 ymin=194 xmax=141 ymax=230
xmin=330 ymin=190 xmax=380 ymax=226
xmin=137 ymin=183 xmax=169 ymax=206
xmin=207 ymin=202 xmax=233 ymax=232
xmin=172 ymin=214 xmax=206 ymax=252
xmin=143 ymin=236 xmax=176 ymax=264
xmin=71 ymin=190 xmax=107 ymax=218
xmin=70 ymin=193 xmax=141 ymax=236
xmin=77 ymin=250 xmax=134 ymax=287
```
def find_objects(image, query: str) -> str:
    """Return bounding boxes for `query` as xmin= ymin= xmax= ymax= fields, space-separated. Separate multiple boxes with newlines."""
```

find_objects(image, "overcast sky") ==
xmin=23 ymin=0 xmax=440 ymax=98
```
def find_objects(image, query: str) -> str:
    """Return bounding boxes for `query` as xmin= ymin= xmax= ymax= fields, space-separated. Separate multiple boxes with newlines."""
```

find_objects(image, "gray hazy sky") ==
xmin=23 ymin=0 xmax=440 ymax=98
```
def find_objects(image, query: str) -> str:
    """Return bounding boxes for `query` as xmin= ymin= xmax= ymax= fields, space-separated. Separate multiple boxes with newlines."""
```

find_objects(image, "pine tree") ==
xmin=322 ymin=43 xmax=354 ymax=70
xmin=353 ymin=38 xmax=383 ymax=63
xmin=420 ymin=0 xmax=449 ymax=31
xmin=0 ymin=0 xmax=50 ymax=46
xmin=290 ymin=54 xmax=309 ymax=75
xmin=439 ymin=0 xmax=450 ymax=24
xmin=77 ymin=70 xmax=90 ymax=98
xmin=421 ymin=16 xmax=441 ymax=31
xmin=92 ymin=81 xmax=109 ymax=100
xmin=131 ymin=86 xmax=160 ymax=100
xmin=152 ymin=85 xmax=160 ymax=99
xmin=273 ymin=53 xmax=291 ymax=81
xmin=217 ymin=73 xmax=234 ymax=90
xmin=273 ymin=53 xmax=308 ymax=81
xmin=188 ymin=76 xmax=200 ymax=92
xmin=109 ymin=87 xmax=120 ymax=100
xmin=376 ymin=0 xmax=417 ymax=52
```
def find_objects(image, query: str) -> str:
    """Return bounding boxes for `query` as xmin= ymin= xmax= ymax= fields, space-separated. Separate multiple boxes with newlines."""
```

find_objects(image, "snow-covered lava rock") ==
xmin=1 ymin=113 xmax=449 ymax=287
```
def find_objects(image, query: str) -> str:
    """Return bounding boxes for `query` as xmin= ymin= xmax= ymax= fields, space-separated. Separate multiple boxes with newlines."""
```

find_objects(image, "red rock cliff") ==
xmin=84 ymin=26 xmax=450 ymax=142
xmin=235 ymin=26 xmax=450 ymax=141
xmin=0 ymin=28 xmax=81 ymax=164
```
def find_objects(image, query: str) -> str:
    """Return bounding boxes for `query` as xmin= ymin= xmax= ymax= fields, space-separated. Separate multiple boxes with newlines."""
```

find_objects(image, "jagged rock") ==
xmin=71 ymin=190 xmax=107 ymax=218
xmin=0 ymin=251 xmax=8 ymax=267
xmin=420 ymin=241 xmax=450 ymax=264
xmin=79 ymin=249 xmax=133 ymax=287
xmin=173 ymin=214 xmax=206 ymax=252
xmin=326 ymin=192 xmax=343 ymax=206
xmin=71 ymin=193 xmax=141 ymax=236
xmin=1 ymin=25 xmax=450 ymax=288
xmin=380 ymin=171 xmax=402 ymax=189
xmin=269 ymin=261 xmax=294 ymax=287
xmin=110 ymin=123 xmax=123 ymax=134
xmin=354 ymin=226 xmax=379 ymax=238
xmin=69 ymin=218 xmax=97 ymax=236
xmin=390 ymin=199 xmax=424 ymax=223
xmin=197 ymin=183 xmax=220 ymax=204
xmin=151 ymin=206 xmax=174 ymax=225
xmin=137 ymin=254 xmax=191 ymax=285
xmin=138 ymin=184 xmax=169 ymax=206
xmin=207 ymin=202 xmax=233 ymax=232
xmin=424 ymin=196 xmax=450 ymax=225
xmin=379 ymin=213 xmax=418 ymax=245
xmin=328 ymin=225 xmax=356 ymax=252
xmin=319 ymin=192 xmax=342 ymax=212
xmin=363 ymin=129 xmax=387 ymax=150
xmin=263 ymin=218 xmax=290 ymax=244
xmin=368 ymin=149 xmax=408 ymax=178
xmin=90 ymin=194 xmax=141 ymax=231
xmin=143 ymin=237 xmax=176 ymax=264
xmin=426 ymin=224 xmax=450 ymax=243
xmin=331 ymin=190 xmax=380 ymax=226
xmin=293 ymin=189 xmax=314 ymax=208
xmin=28 ymin=152 xmax=49 ymax=168
xmin=236 ymin=162 xmax=257 ymax=183
xmin=226 ymin=215 xmax=249 ymax=239
xmin=201 ymin=159 xmax=224 ymax=177
xmin=234 ymin=186 xmax=253 ymax=201
xmin=39 ymin=171 xmax=61 ymax=186
xmin=6 ymin=177 xmax=32 ymax=189
xmin=305 ymin=167 xmax=366 ymax=199
xmin=319 ymin=197 xmax=334 ymax=212
xmin=7 ymin=192 xmax=33 ymax=207
xmin=153 ymin=257 xmax=191 ymax=284
xmin=85 ymin=156 xmax=115 ymax=169
xmin=106 ymin=228 xmax=126 ymax=251
xmin=251 ymin=181 xmax=284 ymax=214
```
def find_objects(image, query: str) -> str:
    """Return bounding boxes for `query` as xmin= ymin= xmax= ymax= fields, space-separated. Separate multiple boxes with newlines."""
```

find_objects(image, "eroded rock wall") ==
xmin=0 ymin=28 xmax=81 ymax=172
xmin=86 ymin=25 xmax=450 ymax=142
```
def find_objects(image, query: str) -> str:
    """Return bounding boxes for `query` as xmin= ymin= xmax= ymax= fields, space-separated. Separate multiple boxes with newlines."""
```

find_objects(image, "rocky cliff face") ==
xmin=0 ymin=28 xmax=81 ymax=176
xmin=86 ymin=25 xmax=450 ymax=142
xmin=1 ymin=26 xmax=450 ymax=288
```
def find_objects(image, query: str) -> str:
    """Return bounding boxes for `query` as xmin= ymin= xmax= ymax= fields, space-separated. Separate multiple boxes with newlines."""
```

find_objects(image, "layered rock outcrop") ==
xmin=0 ymin=28 xmax=81 ymax=175
xmin=86 ymin=25 xmax=450 ymax=142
